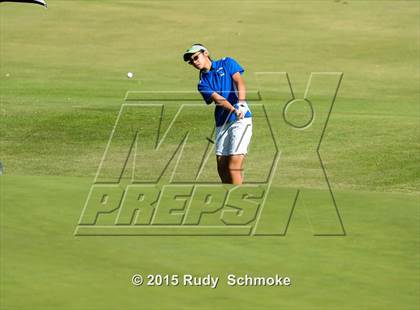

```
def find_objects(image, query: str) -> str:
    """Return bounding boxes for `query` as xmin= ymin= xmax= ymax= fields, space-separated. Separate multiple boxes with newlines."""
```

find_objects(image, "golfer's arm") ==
xmin=210 ymin=92 xmax=236 ymax=113
xmin=232 ymin=72 xmax=246 ymax=102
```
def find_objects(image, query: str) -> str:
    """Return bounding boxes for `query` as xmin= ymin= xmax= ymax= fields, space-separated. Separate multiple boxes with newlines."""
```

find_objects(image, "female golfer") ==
xmin=183 ymin=44 xmax=252 ymax=184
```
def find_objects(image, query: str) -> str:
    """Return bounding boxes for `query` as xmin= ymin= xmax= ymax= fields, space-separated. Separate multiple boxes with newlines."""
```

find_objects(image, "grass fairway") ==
xmin=1 ymin=1 xmax=419 ymax=309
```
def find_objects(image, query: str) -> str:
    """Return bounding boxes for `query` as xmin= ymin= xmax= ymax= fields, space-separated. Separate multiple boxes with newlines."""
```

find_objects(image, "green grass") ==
xmin=1 ymin=175 xmax=418 ymax=309
xmin=0 ymin=1 xmax=419 ymax=309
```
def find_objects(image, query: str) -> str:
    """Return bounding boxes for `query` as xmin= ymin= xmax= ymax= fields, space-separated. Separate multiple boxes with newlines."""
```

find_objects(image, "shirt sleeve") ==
xmin=197 ymin=79 xmax=214 ymax=104
xmin=224 ymin=57 xmax=244 ymax=76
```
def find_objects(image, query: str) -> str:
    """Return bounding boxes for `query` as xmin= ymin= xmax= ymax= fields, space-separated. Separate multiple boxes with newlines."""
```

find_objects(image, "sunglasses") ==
xmin=188 ymin=51 xmax=203 ymax=64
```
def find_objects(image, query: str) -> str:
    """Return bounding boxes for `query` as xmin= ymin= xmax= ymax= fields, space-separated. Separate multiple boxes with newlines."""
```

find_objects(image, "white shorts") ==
xmin=215 ymin=117 xmax=252 ymax=156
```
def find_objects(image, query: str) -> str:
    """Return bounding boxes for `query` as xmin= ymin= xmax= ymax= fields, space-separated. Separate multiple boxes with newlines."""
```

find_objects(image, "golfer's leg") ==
xmin=216 ymin=155 xmax=231 ymax=183
xmin=216 ymin=156 xmax=225 ymax=182
xmin=228 ymin=155 xmax=244 ymax=185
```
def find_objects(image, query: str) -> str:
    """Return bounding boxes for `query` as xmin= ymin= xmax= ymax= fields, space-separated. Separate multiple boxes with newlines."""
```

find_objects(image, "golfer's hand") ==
xmin=235 ymin=109 xmax=244 ymax=119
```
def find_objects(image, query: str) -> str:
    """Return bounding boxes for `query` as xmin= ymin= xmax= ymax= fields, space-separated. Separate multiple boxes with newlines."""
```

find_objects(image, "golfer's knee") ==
xmin=217 ymin=167 xmax=225 ymax=177
xmin=228 ymin=164 xmax=243 ymax=172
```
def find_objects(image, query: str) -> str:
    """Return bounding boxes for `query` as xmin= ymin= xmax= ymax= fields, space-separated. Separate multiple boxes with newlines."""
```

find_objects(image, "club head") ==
xmin=0 ymin=0 xmax=47 ymax=8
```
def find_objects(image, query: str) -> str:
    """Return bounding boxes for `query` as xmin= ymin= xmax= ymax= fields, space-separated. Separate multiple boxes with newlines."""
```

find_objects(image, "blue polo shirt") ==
xmin=197 ymin=57 xmax=252 ymax=126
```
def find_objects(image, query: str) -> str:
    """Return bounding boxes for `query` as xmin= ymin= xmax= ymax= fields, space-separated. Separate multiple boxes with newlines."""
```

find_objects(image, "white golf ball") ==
xmin=127 ymin=72 xmax=134 ymax=78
